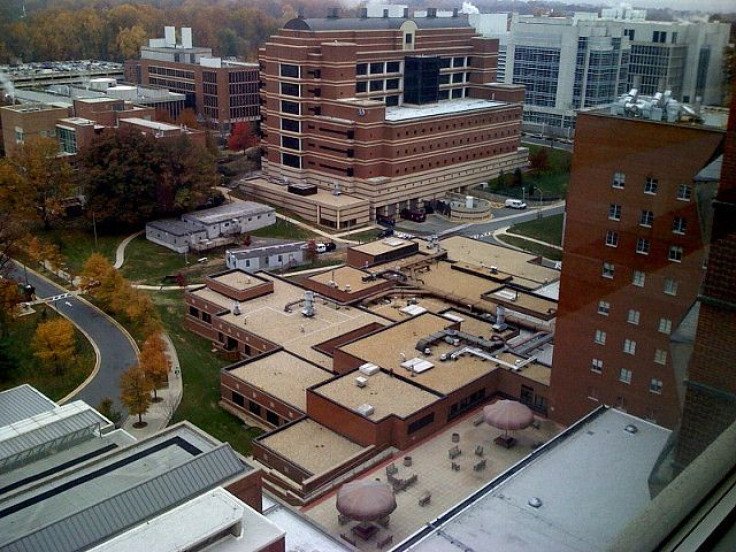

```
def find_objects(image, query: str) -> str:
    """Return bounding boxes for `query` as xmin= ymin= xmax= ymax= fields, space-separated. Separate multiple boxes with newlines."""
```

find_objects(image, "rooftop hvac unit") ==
xmin=359 ymin=363 xmax=380 ymax=376
xmin=355 ymin=376 xmax=368 ymax=388
xmin=233 ymin=301 xmax=241 ymax=316
xmin=356 ymin=403 xmax=375 ymax=417
xmin=301 ymin=291 xmax=315 ymax=317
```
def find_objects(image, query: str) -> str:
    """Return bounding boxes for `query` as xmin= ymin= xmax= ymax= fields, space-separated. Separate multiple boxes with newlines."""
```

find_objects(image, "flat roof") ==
xmin=350 ymin=237 xmax=415 ymax=257
xmin=119 ymin=117 xmax=182 ymax=131
xmin=386 ymin=98 xmax=507 ymax=122
xmin=308 ymin=265 xmax=388 ymax=295
xmin=441 ymin=236 xmax=560 ymax=285
xmin=259 ymin=418 xmax=367 ymax=475
xmin=228 ymin=241 xmax=306 ymax=259
xmin=185 ymin=202 xmax=273 ymax=225
xmin=209 ymin=270 xmax=267 ymax=293
xmin=228 ymin=351 xmax=332 ymax=412
xmin=402 ymin=409 xmax=671 ymax=552
xmin=0 ymin=385 xmax=57 ymax=427
xmin=242 ymin=177 xmax=370 ymax=208
xmin=312 ymin=370 xmax=440 ymax=420
xmin=147 ymin=218 xmax=202 ymax=236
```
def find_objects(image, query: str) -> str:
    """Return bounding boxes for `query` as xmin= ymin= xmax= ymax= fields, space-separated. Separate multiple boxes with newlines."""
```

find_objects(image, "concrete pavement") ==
xmin=113 ymin=229 xmax=144 ymax=269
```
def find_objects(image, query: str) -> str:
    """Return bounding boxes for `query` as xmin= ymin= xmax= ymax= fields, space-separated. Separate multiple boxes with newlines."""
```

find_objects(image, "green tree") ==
xmin=97 ymin=397 xmax=123 ymax=427
xmin=31 ymin=318 xmax=76 ymax=376
xmin=120 ymin=364 xmax=153 ymax=426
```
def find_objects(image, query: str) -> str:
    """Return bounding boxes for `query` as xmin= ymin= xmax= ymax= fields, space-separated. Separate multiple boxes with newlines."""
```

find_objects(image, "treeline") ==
xmin=0 ymin=0 xmax=344 ymax=64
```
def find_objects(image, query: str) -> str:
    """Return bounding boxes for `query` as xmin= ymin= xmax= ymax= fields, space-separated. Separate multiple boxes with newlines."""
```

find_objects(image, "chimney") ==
xmin=427 ymin=7 xmax=437 ymax=18
xmin=327 ymin=7 xmax=339 ymax=18
xmin=181 ymin=27 xmax=192 ymax=49
xmin=164 ymin=26 xmax=176 ymax=47
xmin=453 ymin=7 xmax=459 ymax=17
xmin=403 ymin=7 xmax=409 ymax=18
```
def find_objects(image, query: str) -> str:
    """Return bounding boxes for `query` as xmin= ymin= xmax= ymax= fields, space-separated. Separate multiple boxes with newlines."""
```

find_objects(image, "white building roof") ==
xmin=386 ymin=98 xmax=506 ymax=122
xmin=0 ymin=385 xmax=57 ymax=427
xmin=184 ymin=202 xmax=274 ymax=225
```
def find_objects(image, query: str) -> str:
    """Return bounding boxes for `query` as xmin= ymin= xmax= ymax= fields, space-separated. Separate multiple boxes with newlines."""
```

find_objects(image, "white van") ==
xmin=505 ymin=199 xmax=527 ymax=210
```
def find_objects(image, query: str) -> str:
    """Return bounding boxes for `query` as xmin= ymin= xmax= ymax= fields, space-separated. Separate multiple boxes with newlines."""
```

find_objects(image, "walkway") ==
xmin=113 ymin=229 xmax=144 ymax=269
xmin=493 ymin=226 xmax=563 ymax=250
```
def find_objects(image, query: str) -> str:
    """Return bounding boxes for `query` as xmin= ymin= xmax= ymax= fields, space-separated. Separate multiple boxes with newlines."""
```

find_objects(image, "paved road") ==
xmin=10 ymin=262 xmax=138 ymax=414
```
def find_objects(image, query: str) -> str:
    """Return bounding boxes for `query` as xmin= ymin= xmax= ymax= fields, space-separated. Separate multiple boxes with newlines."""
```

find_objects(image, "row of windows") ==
xmin=148 ymin=65 xmax=195 ymax=80
xmin=591 ymin=360 xmax=664 ymax=393
xmin=149 ymin=77 xmax=196 ymax=92
xmin=228 ymin=70 xmax=258 ymax=83
xmin=602 ymin=248 xmax=683 ymax=279
xmin=356 ymin=61 xmax=402 ymax=75
xmin=229 ymin=106 xmax=259 ymax=119
xmin=597 ymin=303 xmax=675 ymax=333
xmin=611 ymin=173 xmax=692 ymax=201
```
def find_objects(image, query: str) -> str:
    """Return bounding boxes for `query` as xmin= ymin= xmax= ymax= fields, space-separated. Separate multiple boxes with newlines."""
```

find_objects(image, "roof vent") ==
xmin=528 ymin=497 xmax=543 ymax=508
xmin=624 ymin=424 xmax=639 ymax=434
xmin=355 ymin=376 xmax=368 ymax=388
xmin=356 ymin=403 xmax=374 ymax=417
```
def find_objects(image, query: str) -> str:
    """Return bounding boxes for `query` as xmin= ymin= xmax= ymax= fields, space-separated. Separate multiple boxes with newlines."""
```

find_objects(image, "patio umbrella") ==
xmin=336 ymin=480 xmax=397 ymax=522
xmin=483 ymin=399 xmax=534 ymax=437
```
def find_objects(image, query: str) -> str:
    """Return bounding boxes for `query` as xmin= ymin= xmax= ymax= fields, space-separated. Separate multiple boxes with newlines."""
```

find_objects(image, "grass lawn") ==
xmin=249 ymin=217 xmax=313 ymax=240
xmin=152 ymin=291 xmax=262 ymax=455
xmin=507 ymin=213 xmax=564 ymax=246
xmin=482 ymin=145 xmax=571 ymax=200
xmin=498 ymin=235 xmax=563 ymax=261
xmin=0 ymin=308 xmax=96 ymax=401
xmin=120 ymin=236 xmax=217 ymax=286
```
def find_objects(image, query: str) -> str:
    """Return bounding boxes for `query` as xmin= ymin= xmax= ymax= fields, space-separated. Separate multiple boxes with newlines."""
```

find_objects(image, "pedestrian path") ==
xmin=113 ymin=229 xmax=144 ymax=269
xmin=492 ymin=226 xmax=563 ymax=251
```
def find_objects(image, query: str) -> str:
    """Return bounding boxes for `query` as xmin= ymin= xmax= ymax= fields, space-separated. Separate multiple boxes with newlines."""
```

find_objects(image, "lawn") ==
xmin=498 ymin=235 xmax=563 ymax=261
xmin=120 ymin=236 xmax=219 ymax=285
xmin=507 ymin=213 xmax=564 ymax=246
xmin=152 ymin=291 xmax=262 ymax=455
xmin=249 ymin=217 xmax=313 ymax=240
xmin=0 ymin=308 xmax=96 ymax=401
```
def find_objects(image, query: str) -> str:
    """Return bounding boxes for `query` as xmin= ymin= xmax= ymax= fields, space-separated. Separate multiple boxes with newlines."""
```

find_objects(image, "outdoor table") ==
xmin=494 ymin=435 xmax=516 ymax=448
xmin=352 ymin=522 xmax=379 ymax=541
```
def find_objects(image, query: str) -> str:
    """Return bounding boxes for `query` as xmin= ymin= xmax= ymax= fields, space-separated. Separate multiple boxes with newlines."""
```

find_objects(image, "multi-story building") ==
xmin=503 ymin=13 xmax=730 ymax=134
xmin=250 ymin=9 xmax=527 ymax=227
xmin=125 ymin=26 xmax=260 ymax=135
xmin=550 ymin=95 xmax=727 ymax=429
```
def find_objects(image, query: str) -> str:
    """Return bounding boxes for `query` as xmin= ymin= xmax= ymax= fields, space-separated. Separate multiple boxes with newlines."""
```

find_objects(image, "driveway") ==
xmin=10 ymin=262 xmax=138 ymax=414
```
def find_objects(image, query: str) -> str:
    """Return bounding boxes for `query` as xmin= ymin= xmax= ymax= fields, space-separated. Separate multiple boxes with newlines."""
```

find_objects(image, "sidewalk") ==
xmin=121 ymin=330 xmax=184 ymax=437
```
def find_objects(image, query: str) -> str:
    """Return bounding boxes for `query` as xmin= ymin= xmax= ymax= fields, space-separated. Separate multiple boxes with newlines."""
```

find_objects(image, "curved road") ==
xmin=10 ymin=262 xmax=138 ymax=414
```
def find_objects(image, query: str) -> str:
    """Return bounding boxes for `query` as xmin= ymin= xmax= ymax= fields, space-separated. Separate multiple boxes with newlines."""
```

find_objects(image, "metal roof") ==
xmin=183 ymin=202 xmax=274 ymax=225
xmin=1 ymin=444 xmax=247 ymax=552
xmin=284 ymin=16 xmax=471 ymax=32
xmin=0 ymin=408 xmax=104 ymax=472
xmin=0 ymin=386 xmax=57 ymax=428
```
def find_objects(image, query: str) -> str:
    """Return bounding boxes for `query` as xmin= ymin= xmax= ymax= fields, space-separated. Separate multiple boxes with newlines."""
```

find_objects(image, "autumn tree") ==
xmin=139 ymin=333 xmax=170 ymax=401
xmin=32 ymin=318 xmax=76 ymax=376
xmin=0 ymin=280 xmax=22 ymax=339
xmin=227 ymin=122 xmax=258 ymax=153
xmin=0 ymin=162 xmax=25 ymax=275
xmin=529 ymin=148 xmax=550 ymax=172
xmin=81 ymin=252 xmax=124 ymax=310
xmin=120 ymin=364 xmax=153 ymax=427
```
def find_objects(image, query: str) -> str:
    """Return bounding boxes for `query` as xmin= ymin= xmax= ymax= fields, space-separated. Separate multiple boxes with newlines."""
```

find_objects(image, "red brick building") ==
xmin=551 ymin=107 xmax=726 ymax=429
xmin=252 ymin=11 xmax=527 ymax=227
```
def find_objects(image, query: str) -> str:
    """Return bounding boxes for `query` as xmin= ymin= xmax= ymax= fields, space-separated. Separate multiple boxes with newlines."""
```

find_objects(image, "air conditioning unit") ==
xmin=356 ymin=403 xmax=375 ymax=417
xmin=359 ymin=363 xmax=380 ymax=376
xmin=355 ymin=376 xmax=368 ymax=388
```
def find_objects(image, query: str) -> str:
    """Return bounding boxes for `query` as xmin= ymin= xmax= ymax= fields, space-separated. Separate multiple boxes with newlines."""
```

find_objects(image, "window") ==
xmin=386 ymin=78 xmax=400 ymax=90
xmin=659 ymin=318 xmax=673 ymax=334
xmin=636 ymin=238 xmax=650 ymax=255
xmin=387 ymin=61 xmax=400 ymax=73
xmin=612 ymin=172 xmax=625 ymax=188
xmin=188 ymin=306 xmax=199 ymax=317
xmin=605 ymin=230 xmax=619 ymax=247
xmin=14 ymin=127 xmax=23 ymax=144
xmin=280 ymin=64 xmax=299 ymax=78
xmin=281 ymin=118 xmax=300 ymax=132
xmin=650 ymin=379 xmax=663 ymax=394
xmin=664 ymin=277 xmax=678 ymax=296
xmin=408 ymin=413 xmax=435 ymax=434
xmin=356 ymin=63 xmax=367 ymax=75
xmin=356 ymin=81 xmax=367 ymax=93
xmin=281 ymin=100 xmax=299 ymax=115
xmin=627 ymin=309 xmax=641 ymax=325
xmin=369 ymin=80 xmax=383 ymax=92
xmin=673 ymin=217 xmax=687 ymax=234
xmin=598 ymin=300 xmax=611 ymax=315
xmin=201 ymin=312 xmax=211 ymax=324
xmin=644 ymin=177 xmax=658 ymax=194
xmin=624 ymin=339 xmax=637 ymax=355
xmin=282 ymin=136 xmax=300 ymax=150
xmin=677 ymin=183 xmax=692 ymax=201
xmin=591 ymin=358 xmax=604 ymax=374
xmin=594 ymin=330 xmax=607 ymax=345
xmin=405 ymin=32 xmax=413 ymax=45
xmin=632 ymin=270 xmax=646 ymax=287
xmin=609 ymin=203 xmax=622 ymax=221
xmin=602 ymin=262 xmax=615 ymax=279
xmin=669 ymin=245 xmax=683 ymax=262
xmin=654 ymin=349 xmax=668 ymax=365
xmin=280 ymin=82 xmax=300 ymax=96
xmin=619 ymin=368 xmax=632 ymax=384
xmin=370 ymin=62 xmax=384 ymax=74
xmin=640 ymin=210 xmax=654 ymax=227
xmin=282 ymin=152 xmax=300 ymax=168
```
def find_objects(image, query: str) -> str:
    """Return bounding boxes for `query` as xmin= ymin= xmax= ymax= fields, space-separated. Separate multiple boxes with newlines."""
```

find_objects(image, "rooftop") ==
xmin=258 ymin=418 xmax=368 ymax=476
xmin=118 ymin=117 xmax=183 ymax=131
xmin=284 ymin=15 xmax=472 ymax=32
xmin=184 ymin=202 xmax=274 ymax=225
xmin=228 ymin=241 xmax=306 ymax=259
xmin=350 ymin=237 xmax=416 ymax=257
xmin=209 ymin=270 xmax=269 ymax=293
xmin=401 ymin=409 xmax=671 ymax=551
xmin=308 ymin=266 xmax=389 ymax=295
xmin=386 ymin=98 xmax=507 ymax=122
xmin=0 ymin=385 xmax=57 ymax=427
xmin=146 ymin=218 xmax=203 ymax=236
xmin=243 ymin=177 xmax=370 ymax=208
xmin=312 ymin=370 xmax=441 ymax=420
xmin=228 ymin=351 xmax=332 ymax=412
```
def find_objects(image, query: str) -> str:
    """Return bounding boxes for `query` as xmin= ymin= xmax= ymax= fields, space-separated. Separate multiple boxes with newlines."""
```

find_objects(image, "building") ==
xmin=146 ymin=202 xmax=275 ymax=253
xmin=0 ymin=103 xmax=69 ymax=157
xmin=503 ymin=13 xmax=730 ymax=134
xmin=0 ymin=385 xmax=284 ymax=552
xmin=226 ymin=241 xmax=309 ymax=272
xmin=550 ymin=95 xmax=726 ymax=429
xmin=247 ymin=9 xmax=527 ymax=228
xmin=125 ymin=26 xmax=260 ymax=134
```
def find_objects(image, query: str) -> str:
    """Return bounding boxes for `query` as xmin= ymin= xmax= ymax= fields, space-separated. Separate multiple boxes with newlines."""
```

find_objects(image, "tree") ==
xmin=513 ymin=167 xmax=524 ymax=187
xmin=97 ymin=397 xmax=123 ymax=427
xmin=8 ymin=138 xmax=74 ymax=230
xmin=81 ymin=253 xmax=124 ymax=310
xmin=529 ymin=148 xmax=550 ymax=172
xmin=120 ymin=364 xmax=153 ymax=427
xmin=227 ymin=122 xmax=258 ymax=153
xmin=31 ymin=318 xmax=76 ymax=376
xmin=0 ymin=162 xmax=26 ymax=275
xmin=0 ymin=280 xmax=22 ymax=339
xmin=139 ymin=333 xmax=170 ymax=401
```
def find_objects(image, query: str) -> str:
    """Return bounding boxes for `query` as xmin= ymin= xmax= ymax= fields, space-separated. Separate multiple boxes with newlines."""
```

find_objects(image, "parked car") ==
xmin=378 ymin=227 xmax=394 ymax=238
xmin=400 ymin=208 xmax=426 ymax=222
xmin=505 ymin=198 xmax=528 ymax=210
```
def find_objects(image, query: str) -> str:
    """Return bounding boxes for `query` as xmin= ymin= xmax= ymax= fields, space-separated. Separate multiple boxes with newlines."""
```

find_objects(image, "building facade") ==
xmin=254 ymin=11 xmax=527 ymax=226
xmin=125 ymin=26 xmax=260 ymax=135
xmin=503 ymin=13 xmax=730 ymax=134
xmin=550 ymin=101 xmax=725 ymax=428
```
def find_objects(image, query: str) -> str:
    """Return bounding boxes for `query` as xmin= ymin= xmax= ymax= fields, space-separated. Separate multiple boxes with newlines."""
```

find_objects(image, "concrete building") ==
xmin=125 ymin=26 xmax=260 ymax=134
xmin=226 ymin=241 xmax=309 ymax=273
xmin=146 ymin=202 xmax=275 ymax=253
xmin=248 ymin=9 xmax=527 ymax=228
xmin=0 ymin=385 xmax=282 ymax=552
xmin=0 ymin=103 xmax=69 ymax=157
xmin=503 ymin=13 xmax=730 ymax=134
xmin=550 ymin=96 xmax=726 ymax=429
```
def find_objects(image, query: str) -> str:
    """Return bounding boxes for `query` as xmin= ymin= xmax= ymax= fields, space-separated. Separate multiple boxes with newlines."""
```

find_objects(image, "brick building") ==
xmin=248 ymin=10 xmax=527 ymax=228
xmin=125 ymin=26 xmax=260 ymax=135
xmin=551 ymin=98 xmax=726 ymax=429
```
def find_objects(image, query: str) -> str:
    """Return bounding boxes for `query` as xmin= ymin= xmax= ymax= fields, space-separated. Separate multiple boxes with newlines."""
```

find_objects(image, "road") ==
xmin=10 ymin=262 xmax=138 ymax=414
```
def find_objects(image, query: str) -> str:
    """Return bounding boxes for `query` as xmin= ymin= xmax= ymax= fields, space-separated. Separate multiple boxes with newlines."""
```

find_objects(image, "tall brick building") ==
xmin=251 ymin=10 xmax=527 ymax=227
xmin=551 ymin=98 xmax=726 ymax=429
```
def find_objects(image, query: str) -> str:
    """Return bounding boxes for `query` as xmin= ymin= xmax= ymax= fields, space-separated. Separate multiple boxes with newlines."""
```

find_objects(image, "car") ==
xmin=324 ymin=242 xmax=337 ymax=252
xmin=378 ymin=228 xmax=394 ymax=238
xmin=505 ymin=199 xmax=527 ymax=210
xmin=315 ymin=243 xmax=327 ymax=254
